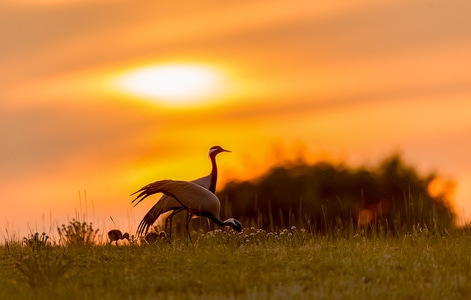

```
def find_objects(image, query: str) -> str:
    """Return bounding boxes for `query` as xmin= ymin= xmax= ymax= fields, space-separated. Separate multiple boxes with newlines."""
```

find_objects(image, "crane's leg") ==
xmin=185 ymin=211 xmax=193 ymax=243
xmin=166 ymin=208 xmax=184 ymax=239
xmin=166 ymin=214 xmax=173 ymax=239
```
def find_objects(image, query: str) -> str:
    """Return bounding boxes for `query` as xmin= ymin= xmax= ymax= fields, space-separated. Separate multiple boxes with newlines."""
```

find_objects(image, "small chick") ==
xmin=145 ymin=231 xmax=167 ymax=244
xmin=107 ymin=229 xmax=130 ymax=246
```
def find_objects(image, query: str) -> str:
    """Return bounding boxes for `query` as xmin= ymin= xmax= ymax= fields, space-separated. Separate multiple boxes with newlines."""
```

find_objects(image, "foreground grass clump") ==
xmin=57 ymin=219 xmax=99 ymax=246
xmin=2 ymin=227 xmax=471 ymax=299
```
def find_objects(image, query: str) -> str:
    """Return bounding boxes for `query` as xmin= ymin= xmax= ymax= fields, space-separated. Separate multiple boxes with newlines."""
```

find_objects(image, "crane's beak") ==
xmin=221 ymin=148 xmax=231 ymax=153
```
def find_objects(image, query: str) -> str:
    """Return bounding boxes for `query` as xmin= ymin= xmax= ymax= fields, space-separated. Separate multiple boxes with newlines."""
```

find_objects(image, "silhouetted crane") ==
xmin=132 ymin=180 xmax=242 ymax=242
xmin=107 ymin=229 xmax=129 ymax=246
xmin=134 ymin=146 xmax=230 ymax=237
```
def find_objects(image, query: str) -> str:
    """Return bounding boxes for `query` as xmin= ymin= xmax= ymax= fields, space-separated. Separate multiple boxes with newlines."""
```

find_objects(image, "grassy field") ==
xmin=2 ymin=225 xmax=471 ymax=300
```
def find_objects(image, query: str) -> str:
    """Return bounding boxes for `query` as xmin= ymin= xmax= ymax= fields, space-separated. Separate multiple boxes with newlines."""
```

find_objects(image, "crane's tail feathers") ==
xmin=131 ymin=180 xmax=174 ymax=206
xmin=136 ymin=206 xmax=165 ymax=236
xmin=131 ymin=191 xmax=151 ymax=207
xmin=135 ymin=204 xmax=185 ymax=236
xmin=136 ymin=218 xmax=153 ymax=236
xmin=131 ymin=188 xmax=159 ymax=206
xmin=224 ymin=218 xmax=242 ymax=232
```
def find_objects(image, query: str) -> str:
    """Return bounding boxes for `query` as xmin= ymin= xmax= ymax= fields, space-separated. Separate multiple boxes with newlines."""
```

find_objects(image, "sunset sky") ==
xmin=2 ymin=0 xmax=471 ymax=238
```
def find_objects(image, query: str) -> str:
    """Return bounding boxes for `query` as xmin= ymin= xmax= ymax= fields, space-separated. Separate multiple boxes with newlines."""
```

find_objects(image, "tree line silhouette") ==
xmin=218 ymin=154 xmax=455 ymax=234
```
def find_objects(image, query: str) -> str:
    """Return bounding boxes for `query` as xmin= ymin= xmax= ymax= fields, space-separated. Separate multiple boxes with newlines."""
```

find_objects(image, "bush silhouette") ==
xmin=218 ymin=154 xmax=455 ymax=234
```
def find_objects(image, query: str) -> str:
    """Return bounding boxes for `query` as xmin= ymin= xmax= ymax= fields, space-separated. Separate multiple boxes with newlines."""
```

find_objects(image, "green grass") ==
xmin=2 ymin=226 xmax=471 ymax=299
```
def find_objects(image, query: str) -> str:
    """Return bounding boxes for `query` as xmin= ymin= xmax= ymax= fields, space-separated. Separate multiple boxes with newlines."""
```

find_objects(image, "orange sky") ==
xmin=2 ymin=0 xmax=471 ymax=238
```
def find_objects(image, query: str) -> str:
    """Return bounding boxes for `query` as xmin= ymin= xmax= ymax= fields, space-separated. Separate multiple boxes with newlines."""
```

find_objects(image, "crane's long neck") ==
xmin=200 ymin=212 xmax=242 ymax=232
xmin=209 ymin=154 xmax=218 ymax=193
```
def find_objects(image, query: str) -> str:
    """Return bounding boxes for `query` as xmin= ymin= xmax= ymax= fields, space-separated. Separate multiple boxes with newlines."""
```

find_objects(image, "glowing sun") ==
xmin=114 ymin=64 xmax=226 ymax=106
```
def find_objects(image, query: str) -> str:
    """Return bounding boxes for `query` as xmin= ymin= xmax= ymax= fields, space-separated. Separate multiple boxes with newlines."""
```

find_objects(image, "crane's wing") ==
xmin=135 ymin=194 xmax=183 ymax=236
xmin=131 ymin=180 xmax=171 ymax=206
xmin=131 ymin=175 xmax=211 ymax=206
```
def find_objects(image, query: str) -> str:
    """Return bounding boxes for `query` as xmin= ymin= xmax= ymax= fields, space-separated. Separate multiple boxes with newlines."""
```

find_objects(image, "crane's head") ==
xmin=209 ymin=145 xmax=231 ymax=157
xmin=223 ymin=218 xmax=242 ymax=232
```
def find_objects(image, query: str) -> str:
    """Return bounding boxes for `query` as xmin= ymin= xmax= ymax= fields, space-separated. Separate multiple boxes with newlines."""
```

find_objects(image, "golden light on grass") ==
xmin=113 ymin=64 xmax=228 ymax=107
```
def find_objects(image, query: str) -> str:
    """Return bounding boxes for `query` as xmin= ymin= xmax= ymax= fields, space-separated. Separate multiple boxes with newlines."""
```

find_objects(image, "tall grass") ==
xmin=0 ymin=190 xmax=465 ymax=299
xmin=2 ymin=225 xmax=471 ymax=299
xmin=220 ymin=190 xmax=451 ymax=242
